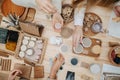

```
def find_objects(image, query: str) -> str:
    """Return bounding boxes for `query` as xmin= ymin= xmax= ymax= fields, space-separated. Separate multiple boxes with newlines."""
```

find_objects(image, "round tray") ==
xmin=83 ymin=12 xmax=102 ymax=36
xmin=108 ymin=46 xmax=120 ymax=67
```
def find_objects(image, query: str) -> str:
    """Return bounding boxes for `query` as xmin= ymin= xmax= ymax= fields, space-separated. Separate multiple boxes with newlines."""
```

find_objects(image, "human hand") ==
xmin=8 ymin=69 xmax=22 ymax=80
xmin=49 ymin=54 xmax=65 ymax=79
xmin=114 ymin=5 xmax=120 ymax=17
xmin=52 ymin=12 xmax=64 ymax=32
xmin=35 ymin=0 xmax=57 ymax=14
xmin=72 ymin=26 xmax=83 ymax=47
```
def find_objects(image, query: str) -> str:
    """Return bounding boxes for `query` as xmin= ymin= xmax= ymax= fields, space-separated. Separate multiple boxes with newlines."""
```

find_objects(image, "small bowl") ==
xmin=108 ymin=46 xmax=120 ymax=67
xmin=91 ymin=22 xmax=103 ymax=33
xmin=90 ymin=63 xmax=101 ymax=74
xmin=71 ymin=58 xmax=78 ymax=65
xmin=73 ymin=44 xmax=84 ymax=54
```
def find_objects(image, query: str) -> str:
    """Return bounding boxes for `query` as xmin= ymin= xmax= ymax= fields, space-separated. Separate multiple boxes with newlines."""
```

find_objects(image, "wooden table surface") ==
xmin=0 ymin=0 xmax=120 ymax=80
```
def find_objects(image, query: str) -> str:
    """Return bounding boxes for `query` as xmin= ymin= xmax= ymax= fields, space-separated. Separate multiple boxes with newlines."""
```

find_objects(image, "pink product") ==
xmin=25 ymin=53 xmax=40 ymax=62
xmin=34 ymin=44 xmax=42 ymax=54
xmin=36 ymin=40 xmax=43 ymax=44
xmin=34 ymin=49 xmax=42 ymax=56
xmin=36 ymin=43 xmax=43 ymax=49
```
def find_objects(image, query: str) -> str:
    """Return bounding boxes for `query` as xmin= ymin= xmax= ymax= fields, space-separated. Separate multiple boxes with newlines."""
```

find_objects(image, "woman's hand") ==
xmin=35 ymin=0 xmax=57 ymax=14
xmin=49 ymin=54 xmax=65 ymax=79
xmin=8 ymin=69 xmax=22 ymax=80
xmin=72 ymin=26 xmax=83 ymax=47
xmin=52 ymin=12 xmax=64 ymax=32
xmin=114 ymin=5 xmax=120 ymax=17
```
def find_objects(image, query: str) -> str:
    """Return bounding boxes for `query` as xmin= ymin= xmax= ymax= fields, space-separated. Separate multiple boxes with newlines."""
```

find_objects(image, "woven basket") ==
xmin=108 ymin=46 xmax=120 ymax=67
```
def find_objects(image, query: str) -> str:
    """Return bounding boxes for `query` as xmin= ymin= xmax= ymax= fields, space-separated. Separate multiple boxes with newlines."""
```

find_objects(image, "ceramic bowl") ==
xmin=108 ymin=46 xmax=120 ymax=67
xmin=73 ymin=44 xmax=84 ymax=54
xmin=71 ymin=58 xmax=78 ymax=65
xmin=91 ymin=22 xmax=103 ymax=33
xmin=90 ymin=63 xmax=101 ymax=74
xmin=82 ymin=37 xmax=92 ymax=48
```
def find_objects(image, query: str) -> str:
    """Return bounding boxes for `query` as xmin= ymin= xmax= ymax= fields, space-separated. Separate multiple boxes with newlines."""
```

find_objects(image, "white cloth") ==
xmin=108 ymin=11 xmax=120 ymax=38
xmin=74 ymin=7 xmax=86 ymax=26
xmin=11 ymin=0 xmax=37 ymax=9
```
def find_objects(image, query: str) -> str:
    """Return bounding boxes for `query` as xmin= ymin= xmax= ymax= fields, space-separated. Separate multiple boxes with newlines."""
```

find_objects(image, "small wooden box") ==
xmin=19 ymin=22 xmax=44 ymax=37
xmin=34 ymin=66 xmax=44 ymax=78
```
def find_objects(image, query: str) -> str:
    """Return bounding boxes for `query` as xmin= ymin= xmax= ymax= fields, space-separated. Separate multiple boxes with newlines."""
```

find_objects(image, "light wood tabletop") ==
xmin=0 ymin=0 xmax=120 ymax=80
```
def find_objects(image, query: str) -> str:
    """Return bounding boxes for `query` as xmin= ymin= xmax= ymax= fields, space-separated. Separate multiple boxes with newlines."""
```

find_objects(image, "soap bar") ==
xmin=31 ymin=37 xmax=37 ymax=41
xmin=20 ymin=45 xmax=27 ymax=51
xmin=34 ymin=66 xmax=44 ymax=78
xmin=6 ymin=41 xmax=17 ymax=51
xmin=19 ymin=51 xmax=25 ymax=58
xmin=7 ymin=30 xmax=19 ymax=42
xmin=24 ymin=36 xmax=30 ymax=40
xmin=28 ymin=41 xmax=35 ymax=48
xmin=22 ymin=39 xmax=28 ymax=45
xmin=26 ymin=48 xmax=34 ymax=56
xmin=0 ymin=28 xmax=8 ymax=43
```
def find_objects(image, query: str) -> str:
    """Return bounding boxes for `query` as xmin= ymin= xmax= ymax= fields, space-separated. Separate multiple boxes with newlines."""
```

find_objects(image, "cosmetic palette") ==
xmin=73 ymin=37 xmax=102 ymax=57
xmin=17 ymin=33 xmax=47 ymax=64
xmin=83 ymin=12 xmax=102 ymax=36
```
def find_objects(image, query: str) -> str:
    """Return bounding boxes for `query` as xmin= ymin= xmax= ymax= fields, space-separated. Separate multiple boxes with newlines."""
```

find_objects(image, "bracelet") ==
xmin=47 ymin=77 xmax=56 ymax=80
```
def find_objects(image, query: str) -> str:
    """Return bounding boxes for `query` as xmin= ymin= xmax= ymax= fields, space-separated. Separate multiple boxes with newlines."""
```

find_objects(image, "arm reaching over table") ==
xmin=72 ymin=0 xmax=87 ymax=48
xmin=11 ymin=0 xmax=57 ymax=14
xmin=8 ymin=69 xmax=22 ymax=80
xmin=48 ymin=54 xmax=65 ymax=80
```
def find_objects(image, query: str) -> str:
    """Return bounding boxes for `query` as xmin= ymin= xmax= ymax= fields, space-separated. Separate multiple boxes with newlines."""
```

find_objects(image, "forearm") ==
xmin=74 ymin=0 xmax=87 ymax=26
xmin=52 ymin=0 xmax=62 ymax=13
xmin=11 ymin=0 xmax=37 ymax=9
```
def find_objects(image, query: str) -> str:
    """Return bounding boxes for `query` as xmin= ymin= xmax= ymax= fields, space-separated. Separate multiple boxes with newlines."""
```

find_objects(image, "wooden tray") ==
xmin=74 ymin=37 xmax=102 ymax=57
xmin=16 ymin=33 xmax=48 ymax=64
xmin=83 ymin=12 xmax=102 ymax=36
